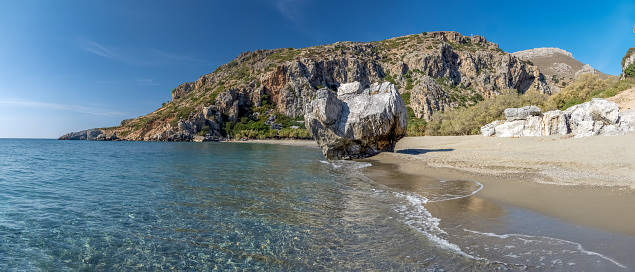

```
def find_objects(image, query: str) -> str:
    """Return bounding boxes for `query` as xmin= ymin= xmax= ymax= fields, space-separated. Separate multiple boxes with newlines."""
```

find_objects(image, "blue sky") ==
xmin=1 ymin=0 xmax=634 ymax=138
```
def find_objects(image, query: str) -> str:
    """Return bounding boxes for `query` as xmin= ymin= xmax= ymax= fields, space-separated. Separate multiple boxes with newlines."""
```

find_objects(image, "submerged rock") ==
xmin=305 ymin=82 xmax=408 ymax=160
xmin=481 ymin=98 xmax=633 ymax=138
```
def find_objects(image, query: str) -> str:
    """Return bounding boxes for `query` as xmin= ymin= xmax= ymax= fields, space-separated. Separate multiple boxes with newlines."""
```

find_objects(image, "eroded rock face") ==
xmin=305 ymin=82 xmax=407 ymax=160
xmin=481 ymin=99 xmax=634 ymax=138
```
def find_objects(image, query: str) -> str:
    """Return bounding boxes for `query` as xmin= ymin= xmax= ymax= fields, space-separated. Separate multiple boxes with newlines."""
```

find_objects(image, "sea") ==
xmin=0 ymin=139 xmax=632 ymax=271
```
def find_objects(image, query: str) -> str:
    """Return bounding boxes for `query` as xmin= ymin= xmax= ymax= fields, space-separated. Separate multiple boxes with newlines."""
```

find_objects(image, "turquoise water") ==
xmin=0 ymin=139 xmax=484 ymax=270
xmin=0 ymin=139 xmax=630 ymax=271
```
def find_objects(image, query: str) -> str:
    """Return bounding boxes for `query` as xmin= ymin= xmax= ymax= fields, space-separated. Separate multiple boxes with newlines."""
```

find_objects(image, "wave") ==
xmin=393 ymin=191 xmax=481 ymax=260
xmin=462 ymin=229 xmax=626 ymax=270
xmin=391 ymin=189 xmax=626 ymax=270
xmin=427 ymin=180 xmax=484 ymax=203
xmin=320 ymin=160 xmax=372 ymax=170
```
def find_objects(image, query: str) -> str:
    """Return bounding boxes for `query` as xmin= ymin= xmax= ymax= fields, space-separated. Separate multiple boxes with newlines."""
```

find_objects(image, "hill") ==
xmin=512 ymin=48 xmax=611 ymax=92
xmin=61 ymin=31 xmax=557 ymax=141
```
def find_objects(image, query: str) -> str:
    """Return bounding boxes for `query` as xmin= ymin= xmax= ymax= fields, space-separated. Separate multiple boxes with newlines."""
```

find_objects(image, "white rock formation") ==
xmin=305 ymin=82 xmax=408 ymax=160
xmin=481 ymin=99 xmax=634 ymax=138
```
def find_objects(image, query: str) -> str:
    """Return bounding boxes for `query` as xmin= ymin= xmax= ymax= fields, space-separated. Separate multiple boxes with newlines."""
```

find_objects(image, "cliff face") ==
xmin=60 ymin=31 xmax=557 ymax=141
xmin=623 ymin=48 xmax=635 ymax=79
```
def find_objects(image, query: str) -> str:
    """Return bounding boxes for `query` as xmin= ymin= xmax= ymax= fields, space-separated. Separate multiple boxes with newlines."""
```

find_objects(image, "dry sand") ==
xmin=607 ymin=87 xmax=635 ymax=111
xmin=376 ymin=134 xmax=635 ymax=189
xmin=362 ymin=134 xmax=635 ymax=235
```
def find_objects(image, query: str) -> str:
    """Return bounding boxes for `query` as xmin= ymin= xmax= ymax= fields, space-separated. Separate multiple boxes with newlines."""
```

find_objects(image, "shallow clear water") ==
xmin=0 ymin=139 xmax=630 ymax=271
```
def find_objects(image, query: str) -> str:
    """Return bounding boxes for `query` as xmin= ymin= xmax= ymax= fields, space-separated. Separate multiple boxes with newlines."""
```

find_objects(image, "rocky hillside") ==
xmin=61 ymin=31 xmax=557 ymax=141
xmin=512 ymin=48 xmax=610 ymax=92
xmin=623 ymin=48 xmax=635 ymax=79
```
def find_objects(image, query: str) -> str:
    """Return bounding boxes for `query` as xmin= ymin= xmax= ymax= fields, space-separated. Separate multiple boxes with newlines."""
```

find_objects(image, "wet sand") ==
xmin=361 ymin=134 xmax=635 ymax=236
xmin=361 ymin=161 xmax=635 ymax=269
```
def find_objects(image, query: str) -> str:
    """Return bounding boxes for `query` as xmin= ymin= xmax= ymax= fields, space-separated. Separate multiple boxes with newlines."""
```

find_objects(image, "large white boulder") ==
xmin=305 ymin=82 xmax=408 ymax=160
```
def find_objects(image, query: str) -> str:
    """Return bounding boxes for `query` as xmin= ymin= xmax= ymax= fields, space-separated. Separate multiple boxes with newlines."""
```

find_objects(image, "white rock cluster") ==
xmin=481 ymin=99 xmax=635 ymax=138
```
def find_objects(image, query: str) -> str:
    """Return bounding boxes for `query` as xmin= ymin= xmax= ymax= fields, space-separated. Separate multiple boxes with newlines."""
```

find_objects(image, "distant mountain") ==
xmin=512 ymin=48 xmax=611 ymax=91
xmin=60 ymin=31 xmax=558 ymax=141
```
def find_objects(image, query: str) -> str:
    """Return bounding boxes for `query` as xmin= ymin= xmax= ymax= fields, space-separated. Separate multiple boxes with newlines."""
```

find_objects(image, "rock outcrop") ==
xmin=58 ymin=129 xmax=118 ymax=141
xmin=622 ymin=48 xmax=635 ymax=79
xmin=305 ymin=82 xmax=407 ymax=160
xmin=481 ymin=99 xmax=635 ymax=138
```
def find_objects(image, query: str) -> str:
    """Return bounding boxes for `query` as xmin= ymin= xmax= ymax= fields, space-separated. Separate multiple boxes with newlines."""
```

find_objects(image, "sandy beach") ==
xmin=361 ymin=134 xmax=635 ymax=236
xmin=374 ymin=134 xmax=635 ymax=189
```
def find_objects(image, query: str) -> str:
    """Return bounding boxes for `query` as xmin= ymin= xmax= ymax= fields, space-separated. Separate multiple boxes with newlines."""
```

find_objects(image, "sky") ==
xmin=1 ymin=0 xmax=634 ymax=138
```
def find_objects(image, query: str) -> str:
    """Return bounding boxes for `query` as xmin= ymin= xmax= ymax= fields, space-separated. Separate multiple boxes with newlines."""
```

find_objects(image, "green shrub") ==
xmin=401 ymin=92 xmax=411 ymax=105
xmin=624 ymin=63 xmax=635 ymax=79
xmin=547 ymin=74 xmax=634 ymax=110
xmin=406 ymin=106 xmax=416 ymax=119
xmin=197 ymin=126 xmax=210 ymax=136
xmin=384 ymin=73 xmax=395 ymax=85
xmin=425 ymin=90 xmax=549 ymax=136
xmin=268 ymin=49 xmax=300 ymax=62
xmin=206 ymin=90 xmax=220 ymax=106
xmin=176 ymin=106 xmax=195 ymax=119
xmin=404 ymin=71 xmax=414 ymax=90
xmin=170 ymin=118 xmax=179 ymax=128
xmin=407 ymin=118 xmax=427 ymax=136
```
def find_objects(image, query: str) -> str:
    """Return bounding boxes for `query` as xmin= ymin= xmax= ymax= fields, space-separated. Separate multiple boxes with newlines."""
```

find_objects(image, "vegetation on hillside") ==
xmin=424 ymin=90 xmax=550 ymax=136
xmin=548 ymin=74 xmax=634 ymax=110
xmin=624 ymin=63 xmax=635 ymax=79
xmin=223 ymin=101 xmax=311 ymax=140
xmin=418 ymin=74 xmax=635 ymax=136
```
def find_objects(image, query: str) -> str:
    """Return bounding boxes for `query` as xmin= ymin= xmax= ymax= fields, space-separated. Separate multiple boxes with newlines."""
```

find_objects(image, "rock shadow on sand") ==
xmin=396 ymin=148 xmax=454 ymax=155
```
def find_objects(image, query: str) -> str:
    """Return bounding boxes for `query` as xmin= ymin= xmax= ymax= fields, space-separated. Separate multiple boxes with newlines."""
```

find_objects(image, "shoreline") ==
xmin=227 ymin=139 xmax=318 ymax=147
xmin=359 ymin=134 xmax=635 ymax=236
xmin=234 ymin=135 xmax=635 ymax=235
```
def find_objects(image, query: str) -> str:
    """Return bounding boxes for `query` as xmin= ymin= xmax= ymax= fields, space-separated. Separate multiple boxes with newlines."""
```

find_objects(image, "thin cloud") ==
xmin=149 ymin=49 xmax=204 ymax=64
xmin=276 ymin=0 xmax=308 ymax=22
xmin=0 ymin=100 xmax=128 ymax=117
xmin=77 ymin=39 xmax=205 ymax=66
xmin=135 ymin=78 xmax=160 ymax=86
xmin=78 ymin=39 xmax=119 ymax=59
